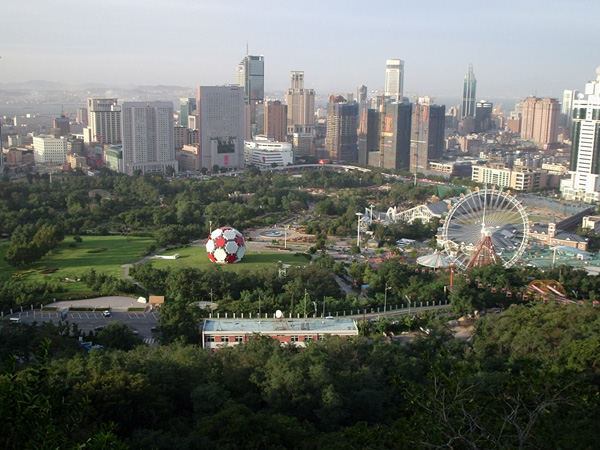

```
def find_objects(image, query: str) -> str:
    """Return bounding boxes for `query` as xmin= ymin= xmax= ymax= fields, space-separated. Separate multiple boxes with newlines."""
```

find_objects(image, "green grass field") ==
xmin=0 ymin=235 xmax=155 ymax=292
xmin=148 ymin=245 xmax=311 ymax=273
xmin=0 ymin=236 xmax=312 ymax=295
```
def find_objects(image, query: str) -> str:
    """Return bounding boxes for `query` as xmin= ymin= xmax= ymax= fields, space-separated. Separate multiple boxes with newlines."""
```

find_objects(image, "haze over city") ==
xmin=2 ymin=0 xmax=599 ymax=101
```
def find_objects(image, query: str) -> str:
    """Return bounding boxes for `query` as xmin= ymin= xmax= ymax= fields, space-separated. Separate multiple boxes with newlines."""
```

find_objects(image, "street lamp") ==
xmin=356 ymin=212 xmax=363 ymax=248
xmin=384 ymin=282 xmax=392 ymax=313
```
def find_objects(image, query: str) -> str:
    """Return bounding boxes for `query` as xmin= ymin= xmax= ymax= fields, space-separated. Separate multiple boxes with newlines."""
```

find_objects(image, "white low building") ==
xmin=33 ymin=135 xmax=67 ymax=164
xmin=244 ymin=137 xmax=293 ymax=168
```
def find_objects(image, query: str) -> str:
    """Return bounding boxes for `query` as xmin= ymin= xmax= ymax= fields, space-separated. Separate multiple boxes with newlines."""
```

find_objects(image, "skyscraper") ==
xmin=237 ymin=55 xmax=264 ymax=132
xmin=358 ymin=107 xmax=380 ymax=166
xmin=85 ymin=98 xmax=121 ymax=145
xmin=462 ymin=64 xmax=477 ymax=118
xmin=520 ymin=96 xmax=560 ymax=146
xmin=380 ymin=102 xmax=412 ymax=170
xmin=385 ymin=59 xmax=404 ymax=102
xmin=285 ymin=71 xmax=315 ymax=135
xmin=561 ymin=67 xmax=600 ymax=202
xmin=197 ymin=85 xmax=246 ymax=171
xmin=121 ymin=102 xmax=178 ymax=175
xmin=180 ymin=98 xmax=197 ymax=128
xmin=264 ymin=100 xmax=287 ymax=142
xmin=474 ymin=100 xmax=493 ymax=132
xmin=325 ymin=95 xmax=358 ymax=162
xmin=561 ymin=89 xmax=580 ymax=128
xmin=53 ymin=115 xmax=70 ymax=136
xmin=411 ymin=98 xmax=446 ymax=175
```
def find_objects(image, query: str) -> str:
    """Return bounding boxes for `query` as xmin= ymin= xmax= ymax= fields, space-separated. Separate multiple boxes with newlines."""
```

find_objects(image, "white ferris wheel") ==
xmin=441 ymin=188 xmax=530 ymax=270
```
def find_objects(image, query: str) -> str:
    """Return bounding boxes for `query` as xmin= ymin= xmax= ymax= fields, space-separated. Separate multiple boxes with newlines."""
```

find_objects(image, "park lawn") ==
xmin=0 ymin=235 xmax=156 ymax=292
xmin=148 ymin=245 xmax=311 ymax=273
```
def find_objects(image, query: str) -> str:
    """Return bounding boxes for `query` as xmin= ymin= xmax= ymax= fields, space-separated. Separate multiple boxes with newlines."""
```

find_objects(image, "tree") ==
xmin=95 ymin=322 xmax=144 ymax=351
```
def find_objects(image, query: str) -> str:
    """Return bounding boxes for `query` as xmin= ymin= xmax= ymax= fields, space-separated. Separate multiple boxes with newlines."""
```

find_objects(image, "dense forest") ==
xmin=2 ymin=302 xmax=600 ymax=449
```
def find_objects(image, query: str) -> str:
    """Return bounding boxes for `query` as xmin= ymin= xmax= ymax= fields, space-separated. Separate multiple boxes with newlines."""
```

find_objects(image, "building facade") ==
xmin=202 ymin=318 xmax=359 ymax=349
xmin=285 ymin=71 xmax=315 ymax=135
xmin=385 ymin=59 xmax=404 ymax=102
xmin=237 ymin=55 xmax=265 ymax=133
xmin=197 ymin=86 xmax=246 ymax=171
xmin=520 ymin=96 xmax=560 ymax=146
xmin=32 ymin=135 xmax=67 ymax=164
xmin=462 ymin=64 xmax=477 ymax=118
xmin=121 ymin=102 xmax=178 ymax=175
xmin=244 ymin=138 xmax=293 ymax=168
xmin=325 ymin=96 xmax=358 ymax=162
xmin=264 ymin=100 xmax=287 ymax=142
xmin=410 ymin=99 xmax=445 ymax=175
xmin=380 ymin=102 xmax=412 ymax=170
xmin=562 ymin=67 xmax=600 ymax=202
xmin=179 ymin=98 xmax=197 ymax=128
xmin=85 ymin=98 xmax=121 ymax=145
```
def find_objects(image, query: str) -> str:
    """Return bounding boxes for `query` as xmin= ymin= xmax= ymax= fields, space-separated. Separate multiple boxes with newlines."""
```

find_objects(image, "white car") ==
xmin=102 ymin=310 xmax=111 ymax=317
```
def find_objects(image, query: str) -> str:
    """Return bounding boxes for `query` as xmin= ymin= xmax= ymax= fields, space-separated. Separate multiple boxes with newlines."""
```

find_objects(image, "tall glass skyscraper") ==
xmin=462 ymin=64 xmax=477 ymax=118
xmin=237 ymin=55 xmax=264 ymax=130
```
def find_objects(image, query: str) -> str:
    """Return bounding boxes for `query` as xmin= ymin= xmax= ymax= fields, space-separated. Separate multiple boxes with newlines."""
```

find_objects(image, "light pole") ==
xmin=284 ymin=225 xmax=289 ymax=249
xmin=384 ymin=283 xmax=392 ymax=313
xmin=356 ymin=212 xmax=363 ymax=248
xmin=404 ymin=294 xmax=411 ymax=318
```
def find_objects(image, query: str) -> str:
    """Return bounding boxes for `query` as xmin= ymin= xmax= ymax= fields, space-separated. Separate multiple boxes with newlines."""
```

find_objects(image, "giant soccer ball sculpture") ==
xmin=205 ymin=227 xmax=246 ymax=264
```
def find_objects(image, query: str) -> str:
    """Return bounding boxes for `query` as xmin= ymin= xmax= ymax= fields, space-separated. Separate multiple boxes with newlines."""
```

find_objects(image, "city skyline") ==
xmin=1 ymin=1 xmax=599 ymax=102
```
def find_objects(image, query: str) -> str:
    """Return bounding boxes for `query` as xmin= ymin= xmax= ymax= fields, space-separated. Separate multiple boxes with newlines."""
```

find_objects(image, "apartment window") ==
xmin=291 ymin=335 xmax=299 ymax=342
xmin=222 ymin=336 xmax=230 ymax=343
xmin=304 ymin=336 xmax=313 ymax=341
xmin=206 ymin=336 xmax=214 ymax=342
xmin=235 ymin=336 xmax=243 ymax=343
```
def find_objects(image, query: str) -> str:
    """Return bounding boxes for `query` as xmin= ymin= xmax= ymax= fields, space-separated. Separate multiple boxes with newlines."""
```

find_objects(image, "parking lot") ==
xmin=10 ymin=308 xmax=160 ymax=344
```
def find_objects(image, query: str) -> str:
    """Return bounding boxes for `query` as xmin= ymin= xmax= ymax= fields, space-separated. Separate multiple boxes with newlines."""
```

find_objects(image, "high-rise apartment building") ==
xmin=237 ymin=55 xmax=264 ymax=132
xmin=561 ymin=67 xmax=600 ymax=202
xmin=180 ymin=98 xmax=197 ymax=128
xmin=121 ymin=102 xmax=178 ymax=175
xmin=197 ymin=86 xmax=246 ymax=171
xmin=357 ymin=85 xmax=368 ymax=107
xmin=285 ymin=71 xmax=315 ymax=135
xmin=380 ymin=102 xmax=412 ymax=170
xmin=520 ymin=96 xmax=560 ymax=146
xmin=462 ymin=64 xmax=477 ymax=118
xmin=411 ymin=98 xmax=446 ymax=174
xmin=264 ymin=100 xmax=287 ymax=142
xmin=385 ymin=59 xmax=404 ymax=102
xmin=85 ymin=98 xmax=122 ymax=145
xmin=325 ymin=96 xmax=358 ymax=162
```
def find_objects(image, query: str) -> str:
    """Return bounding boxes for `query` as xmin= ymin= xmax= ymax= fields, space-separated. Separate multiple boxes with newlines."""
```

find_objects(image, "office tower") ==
xmin=385 ymin=59 xmax=404 ymax=102
xmin=474 ymin=100 xmax=493 ymax=132
xmin=520 ymin=96 xmax=560 ymax=146
xmin=380 ymin=102 xmax=412 ymax=169
xmin=53 ymin=115 xmax=70 ymax=136
xmin=237 ymin=55 xmax=264 ymax=132
xmin=411 ymin=98 xmax=446 ymax=175
xmin=264 ymin=100 xmax=287 ymax=142
xmin=76 ymin=108 xmax=88 ymax=126
xmin=180 ymin=98 xmax=197 ymax=128
xmin=85 ymin=98 xmax=121 ymax=144
xmin=32 ymin=135 xmax=67 ymax=164
xmin=462 ymin=64 xmax=477 ymax=118
xmin=561 ymin=67 xmax=600 ymax=202
xmin=358 ymin=107 xmax=380 ymax=166
xmin=561 ymin=89 xmax=580 ymax=129
xmin=325 ymin=95 xmax=358 ymax=162
xmin=197 ymin=85 xmax=246 ymax=171
xmin=285 ymin=71 xmax=315 ymax=135
xmin=121 ymin=102 xmax=178 ymax=175
xmin=357 ymin=85 xmax=368 ymax=107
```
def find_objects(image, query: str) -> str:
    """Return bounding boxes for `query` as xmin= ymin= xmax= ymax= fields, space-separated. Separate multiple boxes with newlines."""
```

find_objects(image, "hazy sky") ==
xmin=2 ymin=0 xmax=599 ymax=101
